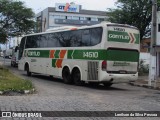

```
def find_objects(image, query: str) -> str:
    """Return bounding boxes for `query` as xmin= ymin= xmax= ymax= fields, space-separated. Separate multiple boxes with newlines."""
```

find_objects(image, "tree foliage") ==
xmin=0 ymin=0 xmax=35 ymax=43
xmin=107 ymin=0 xmax=160 ymax=41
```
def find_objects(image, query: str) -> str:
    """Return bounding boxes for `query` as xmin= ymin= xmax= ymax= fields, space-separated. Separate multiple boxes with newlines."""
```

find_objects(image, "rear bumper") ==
xmin=98 ymin=71 xmax=138 ymax=83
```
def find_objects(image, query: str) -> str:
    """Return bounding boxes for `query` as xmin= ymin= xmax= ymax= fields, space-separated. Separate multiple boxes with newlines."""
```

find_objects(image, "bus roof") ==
xmin=23 ymin=22 xmax=138 ymax=37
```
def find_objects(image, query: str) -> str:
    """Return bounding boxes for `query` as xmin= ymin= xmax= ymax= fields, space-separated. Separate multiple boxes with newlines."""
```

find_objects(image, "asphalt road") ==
xmin=0 ymin=57 xmax=160 ymax=120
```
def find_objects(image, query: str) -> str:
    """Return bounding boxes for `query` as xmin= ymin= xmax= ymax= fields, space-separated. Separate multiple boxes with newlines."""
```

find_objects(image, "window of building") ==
xmin=86 ymin=17 xmax=91 ymax=21
xmin=59 ymin=15 xmax=65 ymax=19
xmin=67 ymin=16 xmax=72 ymax=20
xmin=98 ymin=18 xmax=105 ymax=22
xmin=72 ymin=16 xmax=79 ymax=20
xmin=91 ymin=17 xmax=98 ymax=21
xmin=80 ymin=17 xmax=86 ymax=20
xmin=54 ymin=15 xmax=60 ymax=19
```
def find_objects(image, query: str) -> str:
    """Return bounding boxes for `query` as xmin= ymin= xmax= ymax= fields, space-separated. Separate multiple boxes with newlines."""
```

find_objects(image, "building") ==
xmin=36 ymin=3 xmax=107 ymax=32
xmin=155 ymin=11 xmax=160 ymax=77
xmin=140 ymin=37 xmax=150 ymax=53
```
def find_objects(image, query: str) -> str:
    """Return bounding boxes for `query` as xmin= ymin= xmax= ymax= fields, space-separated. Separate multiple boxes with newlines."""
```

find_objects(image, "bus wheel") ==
xmin=103 ymin=82 xmax=113 ymax=87
xmin=26 ymin=65 xmax=31 ymax=76
xmin=89 ymin=82 xmax=99 ymax=86
xmin=72 ymin=68 xmax=84 ymax=86
xmin=62 ymin=67 xmax=72 ymax=84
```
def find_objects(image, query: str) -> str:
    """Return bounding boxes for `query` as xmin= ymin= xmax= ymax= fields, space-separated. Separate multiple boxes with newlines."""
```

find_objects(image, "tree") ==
xmin=0 ymin=0 xmax=35 ymax=43
xmin=107 ymin=0 xmax=160 ymax=41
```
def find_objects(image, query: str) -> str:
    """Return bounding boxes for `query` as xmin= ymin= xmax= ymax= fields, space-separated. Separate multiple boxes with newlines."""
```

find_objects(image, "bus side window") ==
xmin=70 ymin=30 xmax=82 ymax=47
xmin=56 ymin=31 xmax=72 ymax=47
xmin=39 ymin=34 xmax=48 ymax=48
xmin=90 ymin=28 xmax=102 ymax=46
xmin=19 ymin=37 xmax=26 ymax=60
xmin=82 ymin=29 xmax=91 ymax=46
xmin=26 ymin=36 xmax=39 ymax=48
xmin=48 ymin=33 xmax=61 ymax=47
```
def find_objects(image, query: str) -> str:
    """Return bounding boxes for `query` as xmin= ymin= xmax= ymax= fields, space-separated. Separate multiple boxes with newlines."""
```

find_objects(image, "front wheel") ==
xmin=72 ymin=69 xmax=84 ymax=86
xmin=26 ymin=65 xmax=31 ymax=76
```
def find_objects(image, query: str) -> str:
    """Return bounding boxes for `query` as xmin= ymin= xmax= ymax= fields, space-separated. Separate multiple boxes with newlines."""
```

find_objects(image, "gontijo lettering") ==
xmin=109 ymin=34 xmax=130 ymax=40
xmin=28 ymin=51 xmax=40 ymax=57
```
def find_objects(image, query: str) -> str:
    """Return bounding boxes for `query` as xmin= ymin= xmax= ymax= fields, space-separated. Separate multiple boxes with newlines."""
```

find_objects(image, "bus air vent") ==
xmin=87 ymin=61 xmax=98 ymax=80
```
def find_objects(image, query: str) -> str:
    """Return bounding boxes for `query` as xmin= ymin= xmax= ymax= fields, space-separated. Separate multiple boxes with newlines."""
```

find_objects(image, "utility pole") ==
xmin=149 ymin=0 xmax=157 ymax=86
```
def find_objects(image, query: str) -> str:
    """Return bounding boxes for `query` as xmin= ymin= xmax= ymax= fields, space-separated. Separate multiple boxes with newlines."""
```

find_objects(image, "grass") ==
xmin=0 ymin=66 xmax=33 ymax=92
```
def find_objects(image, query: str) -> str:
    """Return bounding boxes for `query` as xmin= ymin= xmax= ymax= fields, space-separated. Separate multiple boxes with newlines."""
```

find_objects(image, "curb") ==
xmin=0 ymin=88 xmax=35 ymax=95
xmin=129 ymin=82 xmax=160 ymax=90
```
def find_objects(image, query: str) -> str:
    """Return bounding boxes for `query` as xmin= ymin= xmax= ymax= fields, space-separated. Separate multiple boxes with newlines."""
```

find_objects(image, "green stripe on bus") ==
xmin=67 ymin=50 xmax=107 ymax=60
xmin=52 ymin=59 xmax=57 ymax=67
xmin=54 ymin=50 xmax=60 ymax=58
xmin=27 ymin=50 xmax=49 ymax=58
xmin=27 ymin=49 xmax=139 ymax=62
xmin=67 ymin=50 xmax=74 ymax=59
xmin=134 ymin=33 xmax=140 ymax=44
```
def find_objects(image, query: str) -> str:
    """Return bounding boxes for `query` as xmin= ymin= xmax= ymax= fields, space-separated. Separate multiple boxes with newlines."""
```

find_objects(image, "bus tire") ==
xmin=103 ymin=82 xmax=112 ymax=87
xmin=62 ymin=67 xmax=72 ymax=84
xmin=25 ymin=64 xmax=31 ymax=76
xmin=11 ymin=62 xmax=13 ymax=67
xmin=72 ymin=68 xmax=84 ymax=86
xmin=89 ymin=82 xmax=99 ymax=86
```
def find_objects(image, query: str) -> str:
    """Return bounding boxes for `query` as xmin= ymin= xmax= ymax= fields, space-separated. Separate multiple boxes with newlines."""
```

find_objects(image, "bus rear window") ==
xmin=107 ymin=48 xmax=139 ymax=62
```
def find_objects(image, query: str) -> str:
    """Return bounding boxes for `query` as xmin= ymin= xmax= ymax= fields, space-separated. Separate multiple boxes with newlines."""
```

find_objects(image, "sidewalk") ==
xmin=129 ymin=76 xmax=160 ymax=90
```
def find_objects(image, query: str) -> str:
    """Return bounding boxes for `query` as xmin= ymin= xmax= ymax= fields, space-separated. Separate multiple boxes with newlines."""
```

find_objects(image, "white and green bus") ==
xmin=18 ymin=22 xmax=140 ymax=86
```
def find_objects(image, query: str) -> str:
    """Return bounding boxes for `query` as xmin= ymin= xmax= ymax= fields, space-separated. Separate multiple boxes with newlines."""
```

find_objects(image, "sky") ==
xmin=0 ymin=0 xmax=117 ymax=50
xmin=20 ymin=0 xmax=117 ymax=13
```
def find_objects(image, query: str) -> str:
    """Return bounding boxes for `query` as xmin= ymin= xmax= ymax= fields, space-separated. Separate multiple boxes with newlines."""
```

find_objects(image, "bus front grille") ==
xmin=87 ymin=61 xmax=98 ymax=80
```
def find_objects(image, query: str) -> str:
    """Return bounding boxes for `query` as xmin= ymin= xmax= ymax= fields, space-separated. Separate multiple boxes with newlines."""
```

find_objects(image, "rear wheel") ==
xmin=89 ymin=82 xmax=99 ymax=86
xmin=103 ymin=82 xmax=113 ymax=87
xmin=72 ymin=68 xmax=84 ymax=86
xmin=62 ymin=67 xmax=72 ymax=84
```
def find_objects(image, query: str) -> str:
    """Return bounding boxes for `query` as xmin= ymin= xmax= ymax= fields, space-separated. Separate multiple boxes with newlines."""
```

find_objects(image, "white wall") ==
xmin=157 ymin=11 xmax=160 ymax=45
xmin=139 ymin=53 xmax=150 ymax=65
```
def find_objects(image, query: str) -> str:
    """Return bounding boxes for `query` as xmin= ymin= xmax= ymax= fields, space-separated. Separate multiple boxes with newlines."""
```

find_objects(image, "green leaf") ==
xmin=0 ymin=0 xmax=35 ymax=43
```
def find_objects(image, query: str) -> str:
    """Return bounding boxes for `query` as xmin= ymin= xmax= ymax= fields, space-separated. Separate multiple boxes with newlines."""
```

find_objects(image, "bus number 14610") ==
xmin=83 ymin=52 xmax=98 ymax=58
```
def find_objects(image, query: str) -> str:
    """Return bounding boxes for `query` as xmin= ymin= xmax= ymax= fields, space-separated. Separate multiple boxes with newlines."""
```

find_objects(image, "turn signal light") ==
xmin=102 ymin=60 xmax=107 ymax=71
